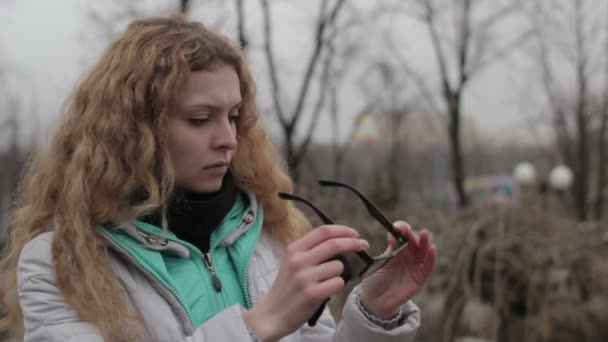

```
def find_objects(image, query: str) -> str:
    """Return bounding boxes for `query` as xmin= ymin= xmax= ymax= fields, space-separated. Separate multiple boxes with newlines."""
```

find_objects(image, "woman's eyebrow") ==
xmin=184 ymin=100 xmax=242 ymax=113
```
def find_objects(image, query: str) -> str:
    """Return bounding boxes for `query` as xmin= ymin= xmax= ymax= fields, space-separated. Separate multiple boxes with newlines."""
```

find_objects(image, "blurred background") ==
xmin=1 ymin=0 xmax=608 ymax=341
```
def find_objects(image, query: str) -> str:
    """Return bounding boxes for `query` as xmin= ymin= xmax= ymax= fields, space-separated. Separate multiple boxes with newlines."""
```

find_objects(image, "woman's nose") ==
xmin=213 ymin=117 xmax=238 ymax=150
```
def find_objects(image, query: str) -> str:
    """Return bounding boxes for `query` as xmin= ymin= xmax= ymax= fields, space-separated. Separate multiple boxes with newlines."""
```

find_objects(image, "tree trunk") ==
xmin=573 ymin=112 xmax=589 ymax=220
xmin=448 ymin=93 xmax=469 ymax=208
xmin=573 ymin=0 xmax=589 ymax=221
xmin=179 ymin=0 xmax=190 ymax=13
xmin=594 ymin=3 xmax=608 ymax=220
xmin=283 ymin=128 xmax=300 ymax=182
xmin=595 ymin=110 xmax=608 ymax=221
xmin=235 ymin=0 xmax=248 ymax=50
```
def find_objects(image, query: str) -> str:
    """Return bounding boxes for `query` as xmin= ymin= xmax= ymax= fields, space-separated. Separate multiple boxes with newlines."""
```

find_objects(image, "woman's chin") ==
xmin=178 ymin=170 xmax=227 ymax=194
xmin=191 ymin=178 xmax=224 ymax=194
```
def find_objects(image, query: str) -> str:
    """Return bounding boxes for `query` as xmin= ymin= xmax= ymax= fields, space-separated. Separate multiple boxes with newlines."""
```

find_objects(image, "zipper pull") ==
xmin=243 ymin=210 xmax=254 ymax=224
xmin=203 ymin=253 xmax=222 ymax=292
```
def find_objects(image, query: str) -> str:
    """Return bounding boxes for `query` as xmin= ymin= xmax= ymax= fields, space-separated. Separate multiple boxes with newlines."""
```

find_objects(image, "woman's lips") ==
xmin=203 ymin=163 xmax=229 ymax=172
xmin=204 ymin=162 xmax=229 ymax=169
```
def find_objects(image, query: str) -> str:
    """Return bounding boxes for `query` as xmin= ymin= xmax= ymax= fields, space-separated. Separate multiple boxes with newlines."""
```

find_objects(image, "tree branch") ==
xmin=423 ymin=0 xmax=454 ymax=96
xmin=295 ymin=47 xmax=335 ymax=165
xmin=235 ymin=0 xmax=248 ymax=49
xmin=289 ymin=0 xmax=346 ymax=128
xmin=468 ymin=29 xmax=534 ymax=77
xmin=457 ymin=0 xmax=472 ymax=86
xmin=260 ymin=0 xmax=287 ymax=128
xmin=529 ymin=5 xmax=573 ymax=166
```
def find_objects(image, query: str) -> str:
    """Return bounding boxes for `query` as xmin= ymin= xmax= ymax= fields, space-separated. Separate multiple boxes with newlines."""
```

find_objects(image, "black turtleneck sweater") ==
xmin=141 ymin=172 xmax=238 ymax=253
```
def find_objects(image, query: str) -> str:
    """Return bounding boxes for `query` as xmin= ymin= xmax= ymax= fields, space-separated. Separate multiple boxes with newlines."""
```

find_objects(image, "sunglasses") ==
xmin=278 ymin=180 xmax=409 ymax=326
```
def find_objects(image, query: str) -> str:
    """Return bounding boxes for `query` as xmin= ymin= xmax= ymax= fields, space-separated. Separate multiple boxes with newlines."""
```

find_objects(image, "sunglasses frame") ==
xmin=278 ymin=180 xmax=410 ymax=327
xmin=278 ymin=180 xmax=409 ymax=279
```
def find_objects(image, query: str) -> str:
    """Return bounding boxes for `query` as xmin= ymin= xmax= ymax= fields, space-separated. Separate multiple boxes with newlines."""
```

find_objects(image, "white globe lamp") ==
xmin=513 ymin=162 xmax=537 ymax=186
xmin=549 ymin=165 xmax=573 ymax=191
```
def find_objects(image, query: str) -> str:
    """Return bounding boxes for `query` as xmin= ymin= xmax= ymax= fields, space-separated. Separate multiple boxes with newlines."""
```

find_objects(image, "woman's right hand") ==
xmin=243 ymin=225 xmax=369 ymax=341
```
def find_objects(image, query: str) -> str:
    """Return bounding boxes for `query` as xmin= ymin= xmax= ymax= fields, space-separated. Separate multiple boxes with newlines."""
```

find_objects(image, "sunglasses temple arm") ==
xmin=366 ymin=206 xmax=408 ymax=245
xmin=318 ymin=181 xmax=407 ymax=244
xmin=308 ymin=300 xmax=328 ymax=326
xmin=278 ymin=193 xmax=335 ymax=225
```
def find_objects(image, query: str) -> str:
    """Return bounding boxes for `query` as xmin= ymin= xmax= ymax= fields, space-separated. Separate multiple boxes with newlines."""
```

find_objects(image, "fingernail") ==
xmin=360 ymin=240 xmax=370 ymax=249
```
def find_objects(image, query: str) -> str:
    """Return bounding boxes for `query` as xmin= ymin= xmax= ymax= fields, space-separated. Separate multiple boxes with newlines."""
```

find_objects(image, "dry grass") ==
xmin=325 ymin=200 xmax=608 ymax=342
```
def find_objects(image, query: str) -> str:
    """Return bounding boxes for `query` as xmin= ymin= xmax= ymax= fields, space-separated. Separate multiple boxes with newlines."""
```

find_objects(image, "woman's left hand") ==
xmin=360 ymin=221 xmax=437 ymax=319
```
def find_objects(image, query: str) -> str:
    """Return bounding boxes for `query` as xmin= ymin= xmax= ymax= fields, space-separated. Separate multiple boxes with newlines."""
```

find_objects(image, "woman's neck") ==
xmin=140 ymin=171 xmax=238 ymax=252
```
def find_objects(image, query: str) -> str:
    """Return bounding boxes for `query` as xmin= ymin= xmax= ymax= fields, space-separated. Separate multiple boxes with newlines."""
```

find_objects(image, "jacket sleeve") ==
xmin=18 ymin=233 xmax=105 ymax=342
xmin=18 ymin=232 xmax=419 ymax=342
xmin=333 ymin=286 xmax=420 ymax=342
xmin=18 ymin=233 xmax=258 ymax=342
xmin=298 ymin=287 xmax=420 ymax=342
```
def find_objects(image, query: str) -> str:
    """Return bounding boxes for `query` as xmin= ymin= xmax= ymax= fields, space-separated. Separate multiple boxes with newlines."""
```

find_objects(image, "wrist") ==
xmin=359 ymin=292 xmax=400 ymax=320
xmin=243 ymin=303 xmax=281 ymax=342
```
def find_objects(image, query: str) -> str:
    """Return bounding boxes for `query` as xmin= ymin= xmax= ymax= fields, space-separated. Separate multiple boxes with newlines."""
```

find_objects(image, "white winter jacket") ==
xmin=17 ymin=200 xmax=421 ymax=341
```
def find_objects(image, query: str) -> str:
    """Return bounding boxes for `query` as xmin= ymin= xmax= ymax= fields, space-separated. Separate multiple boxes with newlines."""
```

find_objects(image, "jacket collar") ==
xmin=110 ymin=191 xmax=261 ymax=258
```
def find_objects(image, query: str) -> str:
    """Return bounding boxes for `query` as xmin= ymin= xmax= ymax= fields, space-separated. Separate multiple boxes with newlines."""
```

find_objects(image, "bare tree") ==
xmin=0 ymin=103 xmax=23 ymax=247
xmin=345 ymin=0 xmax=533 ymax=209
xmin=526 ymin=0 xmax=606 ymax=220
xmin=594 ymin=4 xmax=608 ymax=220
xmin=86 ymin=0 xmax=196 ymax=44
xmin=260 ymin=0 xmax=345 ymax=180
xmin=88 ymin=1 xmax=164 ymax=40
xmin=396 ymin=0 xmax=532 ymax=208
xmin=180 ymin=0 xmax=190 ymax=13
xmin=571 ymin=0 xmax=591 ymax=221
xmin=234 ymin=0 xmax=248 ymax=50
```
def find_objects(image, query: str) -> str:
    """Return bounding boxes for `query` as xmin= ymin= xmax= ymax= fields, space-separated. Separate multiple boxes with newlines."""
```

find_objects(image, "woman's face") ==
xmin=168 ymin=63 xmax=242 ymax=193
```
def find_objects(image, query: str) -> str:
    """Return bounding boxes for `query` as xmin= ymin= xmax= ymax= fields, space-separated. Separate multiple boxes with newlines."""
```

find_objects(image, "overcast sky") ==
xmin=2 ymin=0 xmax=604 ymax=149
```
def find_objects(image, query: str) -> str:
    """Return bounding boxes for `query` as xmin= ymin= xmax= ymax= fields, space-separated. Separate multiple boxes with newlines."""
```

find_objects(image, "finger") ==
xmin=290 ymin=225 xmax=360 ymax=252
xmin=391 ymin=221 xmax=419 ymax=250
xmin=309 ymin=276 xmax=346 ymax=301
xmin=421 ymin=245 xmax=437 ymax=280
xmin=304 ymin=237 xmax=369 ymax=266
xmin=307 ymin=259 xmax=344 ymax=282
xmin=418 ymin=229 xmax=431 ymax=255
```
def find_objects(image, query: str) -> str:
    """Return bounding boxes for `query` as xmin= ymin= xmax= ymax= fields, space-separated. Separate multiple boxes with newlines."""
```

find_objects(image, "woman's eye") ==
xmin=229 ymin=110 xmax=240 ymax=122
xmin=188 ymin=118 xmax=209 ymax=126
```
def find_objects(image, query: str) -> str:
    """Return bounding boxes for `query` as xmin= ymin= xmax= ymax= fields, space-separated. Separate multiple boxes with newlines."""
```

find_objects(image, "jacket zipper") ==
xmin=132 ymin=229 xmax=228 ymax=316
xmin=202 ymin=253 xmax=222 ymax=292
xmin=202 ymin=210 xmax=255 ymax=306
xmin=238 ymin=211 xmax=255 ymax=308
xmin=103 ymin=207 xmax=257 ymax=330
xmin=100 ymin=231 xmax=196 ymax=335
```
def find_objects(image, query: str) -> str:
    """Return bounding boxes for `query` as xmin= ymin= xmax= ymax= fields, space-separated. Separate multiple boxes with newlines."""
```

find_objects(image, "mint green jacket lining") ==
xmin=99 ymin=192 xmax=262 ymax=329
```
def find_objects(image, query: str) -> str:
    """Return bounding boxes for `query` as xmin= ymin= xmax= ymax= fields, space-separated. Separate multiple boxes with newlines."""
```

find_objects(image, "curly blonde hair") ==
xmin=0 ymin=15 xmax=309 ymax=341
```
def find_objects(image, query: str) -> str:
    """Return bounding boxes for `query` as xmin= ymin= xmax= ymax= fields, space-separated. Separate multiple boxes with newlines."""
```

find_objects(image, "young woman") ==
xmin=0 ymin=16 xmax=436 ymax=341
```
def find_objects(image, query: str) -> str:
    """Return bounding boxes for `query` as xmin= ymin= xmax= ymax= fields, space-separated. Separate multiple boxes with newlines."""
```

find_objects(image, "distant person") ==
xmin=0 ymin=15 xmax=436 ymax=341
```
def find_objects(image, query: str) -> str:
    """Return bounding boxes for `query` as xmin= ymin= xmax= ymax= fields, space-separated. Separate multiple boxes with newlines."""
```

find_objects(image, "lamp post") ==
xmin=548 ymin=165 xmax=574 ymax=212
xmin=513 ymin=162 xmax=537 ymax=206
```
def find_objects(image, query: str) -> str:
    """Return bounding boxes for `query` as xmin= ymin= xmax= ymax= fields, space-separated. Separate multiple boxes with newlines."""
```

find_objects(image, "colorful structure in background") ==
xmin=352 ymin=111 xmax=379 ymax=144
xmin=464 ymin=175 xmax=519 ymax=208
